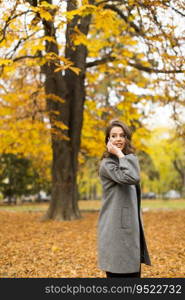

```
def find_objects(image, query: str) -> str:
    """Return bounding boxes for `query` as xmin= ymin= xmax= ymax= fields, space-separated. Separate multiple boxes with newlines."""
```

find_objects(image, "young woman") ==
xmin=97 ymin=120 xmax=151 ymax=278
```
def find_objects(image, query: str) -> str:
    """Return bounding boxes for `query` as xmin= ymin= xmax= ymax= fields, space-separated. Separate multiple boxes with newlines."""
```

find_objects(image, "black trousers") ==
xmin=106 ymin=267 xmax=141 ymax=278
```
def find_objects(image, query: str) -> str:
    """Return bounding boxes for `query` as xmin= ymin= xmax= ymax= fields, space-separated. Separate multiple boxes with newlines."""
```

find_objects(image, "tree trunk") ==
xmin=41 ymin=0 xmax=92 ymax=220
xmin=173 ymin=159 xmax=185 ymax=198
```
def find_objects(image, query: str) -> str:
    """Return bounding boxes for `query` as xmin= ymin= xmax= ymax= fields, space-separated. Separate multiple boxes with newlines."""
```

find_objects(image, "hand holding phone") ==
xmin=107 ymin=137 xmax=124 ymax=158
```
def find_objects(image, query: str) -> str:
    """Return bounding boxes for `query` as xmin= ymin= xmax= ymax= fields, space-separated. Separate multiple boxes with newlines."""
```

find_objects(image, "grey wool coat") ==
xmin=97 ymin=153 xmax=151 ymax=274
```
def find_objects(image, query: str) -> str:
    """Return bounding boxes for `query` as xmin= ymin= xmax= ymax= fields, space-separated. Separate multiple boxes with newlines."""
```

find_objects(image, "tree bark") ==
xmin=41 ymin=0 xmax=92 ymax=220
xmin=173 ymin=159 xmax=185 ymax=197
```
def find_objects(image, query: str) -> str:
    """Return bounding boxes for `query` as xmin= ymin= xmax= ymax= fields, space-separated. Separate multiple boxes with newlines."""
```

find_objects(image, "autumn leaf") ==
xmin=0 ymin=209 xmax=184 ymax=278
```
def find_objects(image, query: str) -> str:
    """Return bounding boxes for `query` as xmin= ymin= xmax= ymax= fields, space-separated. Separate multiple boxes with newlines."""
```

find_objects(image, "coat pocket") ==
xmin=121 ymin=206 xmax=130 ymax=228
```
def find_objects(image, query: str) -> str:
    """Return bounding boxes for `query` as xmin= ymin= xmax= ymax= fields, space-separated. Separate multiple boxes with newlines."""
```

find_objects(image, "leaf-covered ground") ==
xmin=0 ymin=210 xmax=184 ymax=278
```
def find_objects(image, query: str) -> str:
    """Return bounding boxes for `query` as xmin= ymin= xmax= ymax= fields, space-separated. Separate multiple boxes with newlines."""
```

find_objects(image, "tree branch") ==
xmin=96 ymin=0 xmax=125 ymax=5
xmin=128 ymin=62 xmax=185 ymax=74
xmin=86 ymin=55 xmax=185 ymax=74
xmin=161 ymin=3 xmax=185 ymax=18
xmin=13 ymin=55 xmax=41 ymax=62
xmin=0 ymin=11 xmax=32 ymax=44
xmin=6 ymin=31 xmax=39 ymax=60
xmin=24 ymin=0 xmax=38 ymax=7
xmin=173 ymin=160 xmax=184 ymax=180
xmin=86 ymin=55 xmax=115 ymax=68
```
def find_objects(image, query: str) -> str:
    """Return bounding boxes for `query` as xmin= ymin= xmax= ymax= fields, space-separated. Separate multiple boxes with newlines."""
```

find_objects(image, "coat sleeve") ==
xmin=100 ymin=154 xmax=140 ymax=185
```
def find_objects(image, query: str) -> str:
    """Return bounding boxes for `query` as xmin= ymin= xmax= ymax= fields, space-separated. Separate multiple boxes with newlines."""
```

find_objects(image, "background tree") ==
xmin=137 ymin=150 xmax=159 ymax=193
xmin=0 ymin=153 xmax=43 ymax=203
xmin=144 ymin=127 xmax=185 ymax=196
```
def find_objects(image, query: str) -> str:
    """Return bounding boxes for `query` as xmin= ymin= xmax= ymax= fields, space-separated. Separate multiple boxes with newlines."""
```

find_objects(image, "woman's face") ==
xmin=109 ymin=126 xmax=126 ymax=151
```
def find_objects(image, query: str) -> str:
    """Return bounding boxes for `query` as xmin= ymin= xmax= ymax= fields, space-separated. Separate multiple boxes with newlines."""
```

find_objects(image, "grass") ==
xmin=141 ymin=199 xmax=185 ymax=210
xmin=0 ymin=199 xmax=185 ymax=212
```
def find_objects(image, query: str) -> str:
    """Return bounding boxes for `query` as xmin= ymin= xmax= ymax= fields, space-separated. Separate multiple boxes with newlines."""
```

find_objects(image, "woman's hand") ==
xmin=107 ymin=138 xmax=124 ymax=158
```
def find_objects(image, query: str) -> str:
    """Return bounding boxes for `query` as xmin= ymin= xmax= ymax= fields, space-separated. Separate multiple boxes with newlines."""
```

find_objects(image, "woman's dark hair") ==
xmin=101 ymin=119 xmax=135 ymax=159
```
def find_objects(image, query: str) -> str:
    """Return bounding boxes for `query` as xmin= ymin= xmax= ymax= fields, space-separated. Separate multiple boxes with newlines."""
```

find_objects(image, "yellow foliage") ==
xmin=0 ymin=59 xmax=12 ymax=66
xmin=39 ymin=8 xmax=53 ymax=21
xmin=45 ymin=94 xmax=65 ymax=104
xmin=65 ymin=4 xmax=96 ymax=21
xmin=88 ymin=39 xmax=110 ymax=57
xmin=92 ymin=8 xmax=122 ymax=38
xmin=68 ymin=66 xmax=81 ymax=75
xmin=53 ymin=120 xmax=68 ymax=131
xmin=81 ymin=100 xmax=106 ymax=159
xmin=0 ymin=68 xmax=52 ymax=168
xmin=71 ymin=26 xmax=88 ymax=47
xmin=40 ymin=1 xmax=57 ymax=10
